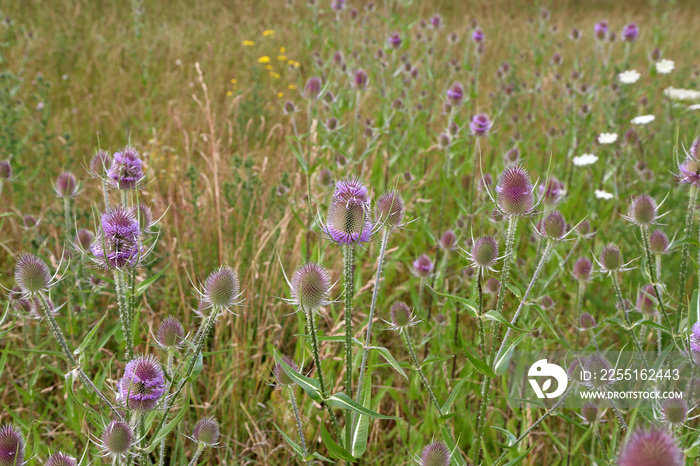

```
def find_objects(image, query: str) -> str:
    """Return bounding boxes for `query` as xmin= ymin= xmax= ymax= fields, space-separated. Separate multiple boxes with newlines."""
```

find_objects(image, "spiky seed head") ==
xmin=192 ymin=417 xmax=220 ymax=447
xmin=283 ymin=100 xmax=297 ymax=114
xmin=303 ymin=77 xmax=322 ymax=99
xmin=446 ymin=82 xmax=464 ymax=107
xmin=290 ymin=263 xmax=331 ymax=312
xmin=679 ymin=154 xmax=700 ymax=186
xmin=108 ymin=146 xmax=144 ymax=189
xmin=157 ymin=316 xmax=185 ymax=349
xmin=618 ymin=428 xmax=682 ymax=466
xmin=649 ymin=230 xmax=669 ymax=254
xmin=318 ymin=169 xmax=333 ymax=187
xmin=506 ymin=147 xmax=520 ymax=163
xmin=540 ymin=210 xmax=567 ymax=240
xmin=23 ymin=216 xmax=37 ymax=229
xmin=470 ymin=113 xmax=492 ymax=136
xmin=582 ymin=353 xmax=614 ymax=390
xmin=89 ymin=149 xmax=111 ymax=177
xmin=581 ymin=403 xmax=599 ymax=424
xmin=661 ymin=398 xmax=688 ymax=426
xmin=132 ymin=204 xmax=153 ymax=232
xmin=46 ymin=452 xmax=77 ymax=466
xmin=55 ymin=172 xmax=78 ymax=198
xmin=538 ymin=177 xmax=565 ymax=205
xmin=274 ymin=355 xmax=299 ymax=387
xmin=353 ymin=69 xmax=369 ymax=90
xmin=438 ymin=132 xmax=452 ymax=148
xmin=325 ymin=177 xmax=373 ymax=244
xmin=0 ymin=424 xmax=24 ymax=466
xmin=92 ymin=206 xmax=142 ymax=269
xmin=117 ymin=354 xmax=166 ymax=412
xmin=471 ymin=236 xmax=499 ymax=270
xmin=375 ymin=190 xmax=405 ymax=230
xmin=15 ymin=253 xmax=51 ymax=295
xmin=628 ymin=194 xmax=658 ymax=226
xmin=576 ymin=220 xmax=591 ymax=237
xmin=390 ymin=301 xmax=413 ymax=328
xmin=101 ymin=421 xmax=134 ymax=457
xmin=0 ymin=160 xmax=12 ymax=180
xmin=540 ymin=295 xmax=554 ymax=309
xmin=438 ymin=230 xmax=457 ymax=251
xmin=485 ymin=277 xmax=500 ymax=294
xmin=573 ymin=257 xmax=593 ymax=282
xmin=636 ymin=284 xmax=657 ymax=315
xmin=204 ymin=266 xmax=240 ymax=309
xmin=580 ymin=312 xmax=597 ymax=329
xmin=75 ymin=229 xmax=94 ymax=250
xmin=599 ymin=243 xmax=622 ymax=273
xmin=413 ymin=254 xmax=434 ymax=278
xmin=387 ymin=32 xmax=402 ymax=49
xmin=496 ymin=165 xmax=534 ymax=216
xmin=420 ymin=441 xmax=450 ymax=466
xmin=691 ymin=322 xmax=700 ymax=366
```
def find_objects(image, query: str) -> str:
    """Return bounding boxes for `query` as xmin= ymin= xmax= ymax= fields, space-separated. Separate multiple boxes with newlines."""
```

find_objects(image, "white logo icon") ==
xmin=528 ymin=359 xmax=568 ymax=399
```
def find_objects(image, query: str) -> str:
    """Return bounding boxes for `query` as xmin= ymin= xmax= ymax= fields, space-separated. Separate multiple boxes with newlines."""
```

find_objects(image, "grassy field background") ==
xmin=1 ymin=0 xmax=700 ymax=464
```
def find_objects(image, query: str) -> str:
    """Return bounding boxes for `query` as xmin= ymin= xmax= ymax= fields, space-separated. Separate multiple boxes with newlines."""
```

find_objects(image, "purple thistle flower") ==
xmin=46 ymin=452 xmax=77 ymax=466
xmin=649 ymin=230 xmax=669 ymax=254
xmin=192 ymin=417 xmax=220 ymax=447
xmin=0 ymin=424 xmax=24 ymax=466
xmin=470 ymin=113 xmax=491 ymax=136
xmin=471 ymin=28 xmax=484 ymax=43
xmin=15 ymin=253 xmax=52 ymax=296
xmin=661 ymin=398 xmax=688 ymax=426
xmin=420 ymin=441 xmax=450 ymax=466
xmin=89 ymin=149 xmax=111 ymax=177
xmin=690 ymin=322 xmax=700 ymax=366
xmin=413 ymin=254 xmax=434 ymax=278
xmin=324 ymin=177 xmax=373 ymax=245
xmin=117 ymin=354 xmax=166 ymax=411
xmin=594 ymin=20 xmax=608 ymax=40
xmin=580 ymin=313 xmax=597 ymax=329
xmin=202 ymin=266 xmax=240 ymax=310
xmin=446 ymin=82 xmax=464 ymax=107
xmin=617 ymin=428 xmax=682 ymax=466
xmin=375 ymin=189 xmax=405 ymax=230
xmin=496 ymin=164 xmax=534 ymax=216
xmin=573 ymin=257 xmax=593 ymax=282
xmin=636 ymin=284 xmax=657 ymax=315
xmin=538 ymin=177 xmax=565 ymax=205
xmin=289 ymin=262 xmax=331 ymax=312
xmin=156 ymin=316 xmax=185 ymax=349
xmin=353 ymin=68 xmax=369 ymax=90
xmin=388 ymin=32 xmax=402 ymax=49
xmin=429 ymin=14 xmax=443 ymax=30
xmin=691 ymin=136 xmax=700 ymax=159
xmin=100 ymin=421 xmax=134 ymax=458
xmin=389 ymin=301 xmax=417 ymax=331
xmin=471 ymin=235 xmax=499 ymax=272
xmin=55 ymin=172 xmax=78 ymax=198
xmin=330 ymin=0 xmax=345 ymax=11
xmin=621 ymin=22 xmax=639 ymax=42
xmin=598 ymin=243 xmax=622 ymax=274
xmin=108 ymin=146 xmax=144 ymax=189
xmin=76 ymin=229 xmax=94 ymax=251
xmin=92 ymin=206 xmax=142 ymax=269
xmin=539 ymin=210 xmax=567 ymax=241
xmin=0 ymin=160 xmax=12 ymax=180
xmin=679 ymin=154 xmax=700 ymax=186
xmin=303 ymin=77 xmax=322 ymax=99
xmin=274 ymin=355 xmax=300 ymax=387
xmin=438 ymin=230 xmax=457 ymax=251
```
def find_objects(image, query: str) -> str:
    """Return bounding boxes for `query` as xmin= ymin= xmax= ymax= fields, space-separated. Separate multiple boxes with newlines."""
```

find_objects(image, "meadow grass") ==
xmin=1 ymin=0 xmax=700 ymax=464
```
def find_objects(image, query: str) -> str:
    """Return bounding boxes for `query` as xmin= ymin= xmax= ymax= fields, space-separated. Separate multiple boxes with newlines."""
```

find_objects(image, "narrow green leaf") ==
xmin=135 ymin=261 xmax=170 ymax=297
xmin=441 ymin=378 xmax=468 ymax=415
xmin=429 ymin=288 xmax=479 ymax=318
xmin=274 ymin=424 xmax=304 ymax=457
xmin=494 ymin=333 xmax=528 ymax=376
xmin=502 ymin=445 xmax=534 ymax=466
xmin=483 ymin=310 xmax=531 ymax=333
xmin=350 ymin=376 xmax=371 ymax=458
xmin=188 ymin=352 xmax=203 ymax=382
xmin=459 ymin=330 xmax=496 ymax=378
xmin=370 ymin=346 xmax=407 ymax=379
xmin=439 ymin=424 xmax=467 ymax=466
xmin=273 ymin=349 xmax=323 ymax=403
xmin=75 ymin=311 xmax=109 ymax=357
xmin=147 ymin=399 xmax=189 ymax=453
xmin=326 ymin=392 xmax=397 ymax=420
xmin=321 ymin=424 xmax=355 ymax=462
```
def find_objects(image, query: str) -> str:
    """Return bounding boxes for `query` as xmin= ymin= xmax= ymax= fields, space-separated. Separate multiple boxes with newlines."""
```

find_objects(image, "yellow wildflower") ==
xmin=265 ymin=64 xmax=273 ymax=70
xmin=263 ymin=30 xmax=274 ymax=37
xmin=226 ymin=91 xmax=233 ymax=97
xmin=278 ymin=55 xmax=287 ymax=61
xmin=258 ymin=56 xmax=270 ymax=64
xmin=242 ymin=40 xmax=254 ymax=46
xmin=288 ymin=84 xmax=297 ymax=90
xmin=293 ymin=61 xmax=300 ymax=68
xmin=230 ymin=78 xmax=237 ymax=84
xmin=280 ymin=47 xmax=286 ymax=53
xmin=277 ymin=92 xmax=284 ymax=98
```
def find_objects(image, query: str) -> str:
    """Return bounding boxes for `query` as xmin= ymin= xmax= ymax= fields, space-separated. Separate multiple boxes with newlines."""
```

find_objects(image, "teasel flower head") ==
xmin=412 ymin=254 xmax=434 ymax=278
xmin=576 ymin=219 xmax=595 ymax=239
xmin=14 ymin=296 xmax=58 ymax=321
xmin=387 ymin=32 xmax=402 ymax=49
xmin=581 ymin=353 xmax=614 ymax=390
xmin=594 ymin=20 xmax=608 ymax=40
xmin=470 ymin=113 xmax=491 ymax=136
xmin=274 ymin=355 xmax=299 ymax=387
xmin=636 ymin=284 xmax=657 ymax=315
xmin=46 ymin=452 xmax=77 ymax=466
xmin=580 ymin=313 xmax=597 ymax=330
xmin=188 ymin=417 xmax=221 ymax=449
xmin=15 ymin=252 xmax=54 ymax=297
xmin=197 ymin=266 xmax=241 ymax=313
xmin=22 ymin=215 xmax=38 ymax=230
xmin=100 ymin=421 xmax=134 ymax=459
xmin=485 ymin=277 xmax=500 ymax=294
xmin=596 ymin=243 xmax=631 ymax=275
xmin=89 ymin=149 xmax=111 ymax=177
xmin=0 ymin=160 xmax=12 ymax=181
xmin=471 ymin=28 xmax=484 ymax=43
xmin=318 ymin=168 xmax=333 ymax=187
xmin=131 ymin=203 xmax=154 ymax=233
xmin=419 ymin=441 xmax=450 ymax=466
xmin=689 ymin=322 xmax=700 ymax=366
xmin=621 ymin=22 xmax=639 ymax=42
xmin=660 ymin=398 xmax=688 ymax=426
xmin=537 ymin=210 xmax=568 ymax=241
xmin=303 ymin=76 xmax=322 ymax=99
xmin=323 ymin=176 xmax=373 ymax=245
xmin=156 ymin=316 xmax=185 ymax=349
xmin=573 ymin=257 xmax=593 ymax=282
xmin=117 ymin=354 xmax=166 ymax=412
xmin=287 ymin=262 xmax=332 ymax=313
xmin=0 ymin=424 xmax=25 ymax=466
xmin=438 ymin=230 xmax=457 ymax=251
xmin=108 ymin=146 xmax=144 ymax=189
xmin=494 ymin=164 xmax=535 ymax=217
xmin=91 ymin=206 xmax=143 ymax=269
xmin=446 ymin=82 xmax=464 ymax=107
xmin=649 ymin=230 xmax=669 ymax=254
xmin=375 ymin=189 xmax=405 ymax=231
xmin=624 ymin=194 xmax=659 ymax=227
xmin=679 ymin=150 xmax=700 ymax=186
xmin=538 ymin=177 xmax=565 ymax=205
xmin=75 ymin=229 xmax=94 ymax=251
xmin=353 ymin=68 xmax=369 ymax=91
xmin=617 ymin=428 xmax=682 ymax=466
xmin=469 ymin=235 xmax=499 ymax=273
xmin=54 ymin=172 xmax=78 ymax=198
xmin=386 ymin=301 xmax=419 ymax=332
xmin=429 ymin=13 xmax=443 ymax=30
xmin=580 ymin=402 xmax=600 ymax=424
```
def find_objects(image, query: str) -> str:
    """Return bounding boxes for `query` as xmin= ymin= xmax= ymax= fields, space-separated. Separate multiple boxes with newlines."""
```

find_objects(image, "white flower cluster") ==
xmin=664 ymin=87 xmax=700 ymax=101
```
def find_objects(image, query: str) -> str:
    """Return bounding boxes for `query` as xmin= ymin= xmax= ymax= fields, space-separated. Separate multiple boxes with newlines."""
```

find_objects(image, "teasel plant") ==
xmin=675 ymin=137 xmax=700 ymax=313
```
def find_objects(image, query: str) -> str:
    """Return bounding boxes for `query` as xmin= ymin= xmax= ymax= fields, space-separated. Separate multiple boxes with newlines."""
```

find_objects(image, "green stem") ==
xmin=641 ymin=226 xmax=673 ymax=337
xmin=114 ymin=269 xmax=134 ymax=361
xmin=342 ymin=243 xmax=355 ymax=445
xmin=102 ymin=179 xmax=110 ymax=209
xmin=187 ymin=445 xmax=204 ymax=466
xmin=63 ymin=196 xmax=72 ymax=242
xmin=611 ymin=272 xmax=650 ymax=371
xmin=678 ymin=185 xmax=697 ymax=308
xmin=288 ymin=386 xmax=309 ymax=459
